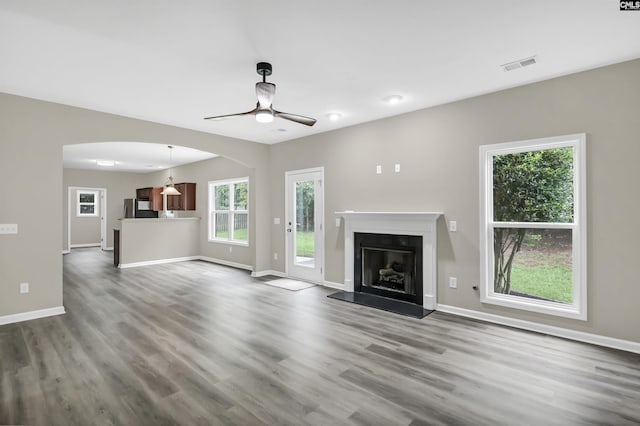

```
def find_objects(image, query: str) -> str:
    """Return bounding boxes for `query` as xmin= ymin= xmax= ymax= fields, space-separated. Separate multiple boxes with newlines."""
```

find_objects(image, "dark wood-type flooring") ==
xmin=1 ymin=248 xmax=640 ymax=425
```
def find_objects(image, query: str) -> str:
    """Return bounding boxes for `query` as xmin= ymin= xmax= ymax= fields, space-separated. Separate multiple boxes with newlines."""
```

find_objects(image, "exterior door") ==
xmin=286 ymin=168 xmax=324 ymax=283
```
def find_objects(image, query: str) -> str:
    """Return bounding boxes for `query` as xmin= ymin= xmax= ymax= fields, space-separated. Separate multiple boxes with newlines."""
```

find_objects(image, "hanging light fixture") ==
xmin=161 ymin=145 xmax=181 ymax=195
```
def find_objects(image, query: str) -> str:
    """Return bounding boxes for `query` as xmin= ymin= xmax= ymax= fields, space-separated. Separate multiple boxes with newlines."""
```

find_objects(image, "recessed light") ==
xmin=383 ymin=95 xmax=403 ymax=105
xmin=326 ymin=112 xmax=342 ymax=121
xmin=96 ymin=160 xmax=115 ymax=167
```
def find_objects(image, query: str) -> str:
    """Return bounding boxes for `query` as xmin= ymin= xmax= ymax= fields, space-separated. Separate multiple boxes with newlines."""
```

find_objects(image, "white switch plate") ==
xmin=395 ymin=164 xmax=400 ymax=173
xmin=449 ymin=220 xmax=457 ymax=232
xmin=0 ymin=224 xmax=18 ymax=234
xmin=449 ymin=277 xmax=457 ymax=289
xmin=376 ymin=165 xmax=382 ymax=174
xmin=335 ymin=218 xmax=341 ymax=227
xmin=20 ymin=282 xmax=29 ymax=294
xmin=229 ymin=246 xmax=233 ymax=253
xmin=273 ymin=252 xmax=278 ymax=260
xmin=274 ymin=218 xmax=280 ymax=225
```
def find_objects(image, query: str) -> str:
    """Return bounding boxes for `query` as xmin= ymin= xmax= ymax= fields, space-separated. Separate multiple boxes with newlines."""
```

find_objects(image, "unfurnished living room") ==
xmin=1 ymin=1 xmax=640 ymax=425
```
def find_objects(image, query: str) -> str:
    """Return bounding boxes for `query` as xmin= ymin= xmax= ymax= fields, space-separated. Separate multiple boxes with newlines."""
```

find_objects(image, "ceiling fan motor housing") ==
xmin=257 ymin=62 xmax=272 ymax=77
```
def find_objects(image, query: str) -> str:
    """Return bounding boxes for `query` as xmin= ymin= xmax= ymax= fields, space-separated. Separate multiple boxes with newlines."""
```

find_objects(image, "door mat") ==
xmin=327 ymin=291 xmax=434 ymax=319
xmin=263 ymin=278 xmax=316 ymax=291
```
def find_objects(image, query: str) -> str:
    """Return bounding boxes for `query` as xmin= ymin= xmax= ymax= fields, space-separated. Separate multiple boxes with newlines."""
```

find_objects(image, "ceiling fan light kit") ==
xmin=160 ymin=145 xmax=181 ymax=196
xmin=204 ymin=62 xmax=316 ymax=127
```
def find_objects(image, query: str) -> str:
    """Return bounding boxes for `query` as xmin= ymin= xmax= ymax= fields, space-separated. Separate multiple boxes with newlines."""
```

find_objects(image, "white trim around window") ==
xmin=77 ymin=190 xmax=99 ymax=217
xmin=208 ymin=177 xmax=249 ymax=246
xmin=479 ymin=133 xmax=587 ymax=320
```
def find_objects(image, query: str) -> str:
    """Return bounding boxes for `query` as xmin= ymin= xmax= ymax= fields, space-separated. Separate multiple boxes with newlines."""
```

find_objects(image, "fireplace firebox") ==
xmin=354 ymin=232 xmax=423 ymax=305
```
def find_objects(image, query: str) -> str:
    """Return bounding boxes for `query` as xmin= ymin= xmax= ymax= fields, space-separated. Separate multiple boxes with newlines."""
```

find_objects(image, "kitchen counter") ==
xmin=115 ymin=217 xmax=201 ymax=267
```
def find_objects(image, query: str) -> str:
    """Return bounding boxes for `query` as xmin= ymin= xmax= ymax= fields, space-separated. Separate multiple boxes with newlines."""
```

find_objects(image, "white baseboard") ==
xmin=119 ymin=256 xmax=200 ymax=269
xmin=0 ymin=306 xmax=66 ymax=326
xmin=198 ymin=256 xmax=253 ymax=271
xmin=322 ymin=280 xmax=344 ymax=290
xmin=436 ymin=304 xmax=640 ymax=355
xmin=62 ymin=250 xmax=70 ymax=255
xmin=70 ymin=243 xmax=101 ymax=248
xmin=251 ymin=269 xmax=287 ymax=278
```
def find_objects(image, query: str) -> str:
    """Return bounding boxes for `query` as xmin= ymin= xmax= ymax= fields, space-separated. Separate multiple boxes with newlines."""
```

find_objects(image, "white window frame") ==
xmin=77 ymin=190 xmax=99 ymax=217
xmin=208 ymin=177 xmax=249 ymax=246
xmin=479 ymin=133 xmax=587 ymax=320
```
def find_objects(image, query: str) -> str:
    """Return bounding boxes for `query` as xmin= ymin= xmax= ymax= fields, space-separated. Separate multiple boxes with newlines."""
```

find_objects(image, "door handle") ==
xmin=287 ymin=228 xmax=292 ymax=233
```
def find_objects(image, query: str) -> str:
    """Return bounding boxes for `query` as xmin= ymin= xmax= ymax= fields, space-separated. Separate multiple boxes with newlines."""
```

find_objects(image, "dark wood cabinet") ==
xmin=113 ymin=229 xmax=120 ymax=267
xmin=136 ymin=187 xmax=152 ymax=200
xmin=151 ymin=187 xmax=164 ymax=211
xmin=167 ymin=182 xmax=196 ymax=211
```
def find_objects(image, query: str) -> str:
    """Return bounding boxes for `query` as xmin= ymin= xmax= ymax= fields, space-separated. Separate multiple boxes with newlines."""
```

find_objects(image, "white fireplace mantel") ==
xmin=336 ymin=211 xmax=442 ymax=310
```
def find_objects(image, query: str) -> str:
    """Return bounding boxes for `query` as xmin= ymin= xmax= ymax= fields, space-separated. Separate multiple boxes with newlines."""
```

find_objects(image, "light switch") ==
xmin=274 ymin=218 xmax=280 ymax=225
xmin=449 ymin=221 xmax=457 ymax=232
xmin=335 ymin=218 xmax=341 ymax=227
xmin=395 ymin=164 xmax=400 ymax=173
xmin=0 ymin=224 xmax=18 ymax=235
xmin=376 ymin=165 xmax=382 ymax=174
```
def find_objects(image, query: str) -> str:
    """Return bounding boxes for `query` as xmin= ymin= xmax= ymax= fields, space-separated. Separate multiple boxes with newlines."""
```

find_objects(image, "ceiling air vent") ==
xmin=501 ymin=56 xmax=537 ymax=72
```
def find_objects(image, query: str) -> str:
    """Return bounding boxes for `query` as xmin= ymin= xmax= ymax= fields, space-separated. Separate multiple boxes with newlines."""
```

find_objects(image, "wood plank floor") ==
xmin=1 ymin=248 xmax=640 ymax=425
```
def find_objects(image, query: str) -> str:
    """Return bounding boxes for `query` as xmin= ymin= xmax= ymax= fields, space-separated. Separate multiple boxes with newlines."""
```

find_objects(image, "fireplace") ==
xmin=354 ymin=233 xmax=423 ymax=304
xmin=337 ymin=212 xmax=441 ymax=310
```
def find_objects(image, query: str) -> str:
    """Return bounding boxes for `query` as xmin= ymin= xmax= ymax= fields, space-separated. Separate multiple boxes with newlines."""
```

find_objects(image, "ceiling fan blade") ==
xmin=204 ymin=107 xmax=258 ymax=121
xmin=256 ymin=82 xmax=276 ymax=108
xmin=274 ymin=110 xmax=317 ymax=126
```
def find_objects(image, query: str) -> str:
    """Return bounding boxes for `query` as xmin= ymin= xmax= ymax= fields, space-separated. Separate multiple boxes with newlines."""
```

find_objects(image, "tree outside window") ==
xmin=480 ymin=134 xmax=586 ymax=320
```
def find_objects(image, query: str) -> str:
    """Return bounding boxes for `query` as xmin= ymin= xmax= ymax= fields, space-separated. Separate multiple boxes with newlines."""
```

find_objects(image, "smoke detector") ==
xmin=501 ymin=56 xmax=537 ymax=72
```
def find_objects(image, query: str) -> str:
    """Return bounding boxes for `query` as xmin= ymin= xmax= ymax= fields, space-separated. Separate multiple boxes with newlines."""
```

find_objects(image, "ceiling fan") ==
xmin=204 ymin=62 xmax=316 ymax=126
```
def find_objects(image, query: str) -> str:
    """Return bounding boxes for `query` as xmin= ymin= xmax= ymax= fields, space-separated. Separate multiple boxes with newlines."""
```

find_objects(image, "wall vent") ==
xmin=501 ymin=56 xmax=537 ymax=72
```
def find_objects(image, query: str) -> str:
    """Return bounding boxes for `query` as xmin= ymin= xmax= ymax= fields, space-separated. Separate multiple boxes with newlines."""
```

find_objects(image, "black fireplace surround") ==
xmin=354 ymin=232 xmax=423 ymax=305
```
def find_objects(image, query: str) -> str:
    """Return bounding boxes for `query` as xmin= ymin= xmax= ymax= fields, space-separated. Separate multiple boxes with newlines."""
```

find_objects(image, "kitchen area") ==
xmin=114 ymin=183 xmax=201 ymax=267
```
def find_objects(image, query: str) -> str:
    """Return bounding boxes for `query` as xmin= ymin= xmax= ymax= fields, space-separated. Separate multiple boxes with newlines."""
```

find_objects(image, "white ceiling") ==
xmin=2 ymin=0 xmax=640 ymax=146
xmin=63 ymin=142 xmax=217 ymax=173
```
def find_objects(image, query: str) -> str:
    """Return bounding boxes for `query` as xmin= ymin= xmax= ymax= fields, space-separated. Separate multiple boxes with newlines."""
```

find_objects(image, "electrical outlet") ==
xmin=274 ymin=218 xmax=280 ymax=225
xmin=273 ymin=252 xmax=278 ymax=260
xmin=376 ymin=165 xmax=382 ymax=174
xmin=395 ymin=163 xmax=400 ymax=173
xmin=20 ymin=282 xmax=29 ymax=294
xmin=449 ymin=277 xmax=457 ymax=289
xmin=335 ymin=218 xmax=341 ymax=227
xmin=449 ymin=220 xmax=457 ymax=232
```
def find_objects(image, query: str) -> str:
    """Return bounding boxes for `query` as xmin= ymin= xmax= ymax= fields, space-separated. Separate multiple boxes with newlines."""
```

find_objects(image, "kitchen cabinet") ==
xmin=167 ymin=182 xmax=196 ymax=211
xmin=151 ymin=187 xmax=164 ymax=211
xmin=113 ymin=229 xmax=120 ymax=267
xmin=136 ymin=187 xmax=152 ymax=200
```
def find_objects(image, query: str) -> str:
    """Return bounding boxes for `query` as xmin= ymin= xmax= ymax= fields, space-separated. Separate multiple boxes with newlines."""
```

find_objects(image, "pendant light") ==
xmin=161 ymin=145 xmax=181 ymax=195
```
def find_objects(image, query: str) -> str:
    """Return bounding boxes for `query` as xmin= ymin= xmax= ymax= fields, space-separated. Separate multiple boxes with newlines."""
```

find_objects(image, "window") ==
xmin=208 ymin=178 xmax=249 ymax=244
xmin=480 ymin=134 xmax=586 ymax=320
xmin=77 ymin=191 xmax=99 ymax=217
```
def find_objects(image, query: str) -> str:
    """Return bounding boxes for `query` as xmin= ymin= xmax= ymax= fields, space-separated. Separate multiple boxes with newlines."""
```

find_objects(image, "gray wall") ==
xmin=269 ymin=59 xmax=640 ymax=343
xmin=1 ymin=58 xmax=639 ymax=345
xmin=141 ymin=156 xmax=254 ymax=267
xmin=0 ymin=92 xmax=270 ymax=318
xmin=64 ymin=172 xmax=148 ymax=248
xmin=70 ymin=188 xmax=101 ymax=246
